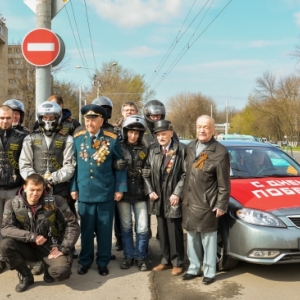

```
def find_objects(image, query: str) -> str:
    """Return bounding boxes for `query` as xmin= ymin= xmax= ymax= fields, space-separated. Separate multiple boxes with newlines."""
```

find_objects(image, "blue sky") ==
xmin=2 ymin=0 xmax=300 ymax=110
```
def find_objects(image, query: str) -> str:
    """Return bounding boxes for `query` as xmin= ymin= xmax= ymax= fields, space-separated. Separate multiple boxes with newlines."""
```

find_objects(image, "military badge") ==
xmin=91 ymin=137 xmax=111 ymax=166
xmin=166 ymin=154 xmax=176 ymax=173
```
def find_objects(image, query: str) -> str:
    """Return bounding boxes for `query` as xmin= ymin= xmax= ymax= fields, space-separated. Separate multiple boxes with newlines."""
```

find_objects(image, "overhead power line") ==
xmin=146 ymin=0 xmax=198 ymax=86
xmin=152 ymin=0 xmax=233 ymax=90
xmin=65 ymin=0 xmax=92 ymax=79
xmin=83 ymin=0 xmax=98 ymax=71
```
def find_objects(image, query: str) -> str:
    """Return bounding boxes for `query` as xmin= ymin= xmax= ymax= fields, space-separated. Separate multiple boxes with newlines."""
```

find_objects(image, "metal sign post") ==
xmin=23 ymin=0 xmax=68 ymax=113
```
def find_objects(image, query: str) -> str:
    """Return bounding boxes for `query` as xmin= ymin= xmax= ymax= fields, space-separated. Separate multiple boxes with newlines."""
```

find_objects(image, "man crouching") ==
xmin=0 ymin=173 xmax=80 ymax=292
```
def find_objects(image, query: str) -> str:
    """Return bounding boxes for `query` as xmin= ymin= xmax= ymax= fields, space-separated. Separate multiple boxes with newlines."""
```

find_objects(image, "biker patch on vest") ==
xmin=9 ymin=143 xmax=19 ymax=151
xmin=139 ymin=151 xmax=146 ymax=160
xmin=7 ymin=150 xmax=19 ymax=169
xmin=33 ymin=139 xmax=42 ymax=145
xmin=15 ymin=214 xmax=26 ymax=223
xmin=51 ymin=157 xmax=62 ymax=170
xmin=54 ymin=140 xmax=64 ymax=149
xmin=61 ymin=127 xmax=69 ymax=133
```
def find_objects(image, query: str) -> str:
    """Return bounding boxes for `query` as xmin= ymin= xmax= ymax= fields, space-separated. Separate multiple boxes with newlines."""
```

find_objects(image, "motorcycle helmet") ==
xmin=92 ymin=96 xmax=113 ymax=119
xmin=122 ymin=115 xmax=146 ymax=143
xmin=143 ymin=100 xmax=165 ymax=131
xmin=37 ymin=101 xmax=62 ymax=135
xmin=3 ymin=99 xmax=25 ymax=124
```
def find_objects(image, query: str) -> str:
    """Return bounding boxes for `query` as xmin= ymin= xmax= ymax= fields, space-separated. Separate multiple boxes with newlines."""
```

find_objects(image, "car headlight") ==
xmin=236 ymin=208 xmax=286 ymax=227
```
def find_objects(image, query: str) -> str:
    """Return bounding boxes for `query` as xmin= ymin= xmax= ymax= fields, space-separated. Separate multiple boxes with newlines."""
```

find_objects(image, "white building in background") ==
xmin=215 ymin=123 xmax=230 ymax=135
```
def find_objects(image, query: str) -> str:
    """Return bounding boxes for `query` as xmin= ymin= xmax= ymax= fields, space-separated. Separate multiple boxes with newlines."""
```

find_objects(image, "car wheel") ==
xmin=217 ymin=226 xmax=239 ymax=271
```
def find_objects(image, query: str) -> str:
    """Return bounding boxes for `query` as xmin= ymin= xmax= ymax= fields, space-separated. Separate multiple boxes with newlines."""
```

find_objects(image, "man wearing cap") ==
xmin=70 ymin=104 xmax=127 ymax=276
xmin=144 ymin=120 xmax=186 ymax=276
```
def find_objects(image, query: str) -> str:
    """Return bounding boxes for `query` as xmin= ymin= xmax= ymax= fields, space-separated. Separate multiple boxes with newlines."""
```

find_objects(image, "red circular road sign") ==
xmin=22 ymin=28 xmax=60 ymax=67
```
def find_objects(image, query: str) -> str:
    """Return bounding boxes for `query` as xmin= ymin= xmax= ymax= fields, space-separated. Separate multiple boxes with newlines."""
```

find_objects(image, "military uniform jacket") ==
xmin=0 ymin=128 xmax=26 ymax=189
xmin=1 ymin=188 xmax=80 ymax=255
xmin=70 ymin=129 xmax=127 ymax=203
xmin=182 ymin=137 xmax=230 ymax=233
xmin=19 ymin=131 xmax=75 ymax=185
xmin=144 ymin=139 xmax=186 ymax=218
xmin=120 ymin=141 xmax=148 ymax=203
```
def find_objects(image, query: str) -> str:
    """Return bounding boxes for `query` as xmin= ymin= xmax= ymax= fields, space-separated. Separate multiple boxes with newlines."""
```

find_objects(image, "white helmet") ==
xmin=122 ymin=115 xmax=147 ymax=143
xmin=37 ymin=101 xmax=62 ymax=134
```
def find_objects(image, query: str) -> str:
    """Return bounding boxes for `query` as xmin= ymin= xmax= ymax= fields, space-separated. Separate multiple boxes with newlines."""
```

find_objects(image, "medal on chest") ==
xmin=91 ymin=137 xmax=111 ymax=166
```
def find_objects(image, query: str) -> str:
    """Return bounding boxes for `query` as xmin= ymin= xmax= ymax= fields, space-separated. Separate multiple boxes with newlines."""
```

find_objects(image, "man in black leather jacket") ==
xmin=0 ymin=105 xmax=27 ymax=273
xmin=0 ymin=173 xmax=80 ymax=293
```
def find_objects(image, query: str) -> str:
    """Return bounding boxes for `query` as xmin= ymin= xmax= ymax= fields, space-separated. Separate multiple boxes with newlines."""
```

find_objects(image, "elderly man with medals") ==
xmin=70 ymin=104 xmax=127 ymax=276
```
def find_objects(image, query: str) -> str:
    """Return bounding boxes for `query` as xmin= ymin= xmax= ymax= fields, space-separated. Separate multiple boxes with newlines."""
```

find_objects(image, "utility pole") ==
xmin=35 ymin=0 xmax=51 ymax=109
xmin=225 ymin=99 xmax=228 ymax=134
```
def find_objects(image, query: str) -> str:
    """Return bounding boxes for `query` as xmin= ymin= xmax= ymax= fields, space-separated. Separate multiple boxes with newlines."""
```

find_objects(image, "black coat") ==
xmin=144 ymin=139 xmax=186 ymax=218
xmin=120 ymin=142 xmax=148 ymax=203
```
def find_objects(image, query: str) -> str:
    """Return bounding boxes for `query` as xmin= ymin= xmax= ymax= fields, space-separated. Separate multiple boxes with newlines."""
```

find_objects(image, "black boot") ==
xmin=43 ymin=262 xmax=54 ymax=283
xmin=15 ymin=263 xmax=34 ymax=293
xmin=0 ymin=255 xmax=6 ymax=274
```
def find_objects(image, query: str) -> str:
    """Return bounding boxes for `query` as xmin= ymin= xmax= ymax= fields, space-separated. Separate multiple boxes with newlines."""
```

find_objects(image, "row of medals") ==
xmin=79 ymin=137 xmax=110 ymax=166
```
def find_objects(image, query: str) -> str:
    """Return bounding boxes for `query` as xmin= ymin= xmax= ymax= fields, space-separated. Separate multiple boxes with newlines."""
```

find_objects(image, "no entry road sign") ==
xmin=22 ymin=28 xmax=61 ymax=67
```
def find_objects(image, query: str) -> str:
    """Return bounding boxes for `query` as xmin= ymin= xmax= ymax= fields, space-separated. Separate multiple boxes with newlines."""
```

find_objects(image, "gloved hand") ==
xmin=113 ymin=159 xmax=127 ymax=170
xmin=141 ymin=168 xmax=151 ymax=178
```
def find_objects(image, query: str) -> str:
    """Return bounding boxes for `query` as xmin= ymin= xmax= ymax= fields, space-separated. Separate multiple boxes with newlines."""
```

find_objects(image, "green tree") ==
xmin=84 ymin=61 xmax=155 ymax=122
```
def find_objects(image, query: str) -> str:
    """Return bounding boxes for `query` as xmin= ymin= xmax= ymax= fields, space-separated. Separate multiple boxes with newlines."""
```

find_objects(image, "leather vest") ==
xmin=30 ymin=132 xmax=68 ymax=176
xmin=12 ymin=194 xmax=63 ymax=244
xmin=0 ymin=129 xmax=25 ymax=188
xmin=60 ymin=119 xmax=75 ymax=136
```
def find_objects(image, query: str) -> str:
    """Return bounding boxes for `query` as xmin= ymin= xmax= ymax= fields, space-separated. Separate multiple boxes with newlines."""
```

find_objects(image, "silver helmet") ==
xmin=3 ymin=99 xmax=25 ymax=124
xmin=143 ymin=100 xmax=165 ymax=131
xmin=92 ymin=96 xmax=113 ymax=119
xmin=122 ymin=115 xmax=147 ymax=142
xmin=37 ymin=101 xmax=62 ymax=133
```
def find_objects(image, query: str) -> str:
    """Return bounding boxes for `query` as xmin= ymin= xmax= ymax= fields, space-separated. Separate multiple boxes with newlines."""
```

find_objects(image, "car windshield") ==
xmin=227 ymin=146 xmax=300 ymax=178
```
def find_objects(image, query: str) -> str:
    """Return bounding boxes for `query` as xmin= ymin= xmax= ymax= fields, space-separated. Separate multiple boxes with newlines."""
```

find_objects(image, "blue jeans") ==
xmin=117 ymin=201 xmax=148 ymax=260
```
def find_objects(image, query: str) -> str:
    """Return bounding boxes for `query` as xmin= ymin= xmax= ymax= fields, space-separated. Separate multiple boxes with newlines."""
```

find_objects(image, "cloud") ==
xmin=120 ymin=46 xmax=162 ymax=57
xmin=88 ymin=0 xmax=183 ymax=28
xmin=294 ymin=11 xmax=300 ymax=27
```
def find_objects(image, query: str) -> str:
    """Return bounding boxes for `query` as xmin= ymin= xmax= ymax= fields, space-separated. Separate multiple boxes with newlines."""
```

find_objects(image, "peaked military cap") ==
xmin=81 ymin=104 xmax=107 ymax=119
xmin=153 ymin=120 xmax=173 ymax=134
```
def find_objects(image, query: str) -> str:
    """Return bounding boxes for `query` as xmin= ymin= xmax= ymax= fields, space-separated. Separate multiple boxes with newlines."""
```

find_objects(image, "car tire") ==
xmin=217 ymin=222 xmax=239 ymax=271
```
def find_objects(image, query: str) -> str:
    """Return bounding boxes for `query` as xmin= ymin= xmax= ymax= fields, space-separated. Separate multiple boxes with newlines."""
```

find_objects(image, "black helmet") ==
xmin=122 ymin=115 xmax=146 ymax=143
xmin=92 ymin=96 xmax=113 ymax=119
xmin=143 ymin=100 xmax=165 ymax=131
xmin=3 ymin=99 xmax=25 ymax=124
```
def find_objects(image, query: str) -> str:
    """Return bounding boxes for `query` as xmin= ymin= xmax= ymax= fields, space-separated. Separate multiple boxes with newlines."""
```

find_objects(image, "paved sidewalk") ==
xmin=0 ymin=216 xmax=159 ymax=300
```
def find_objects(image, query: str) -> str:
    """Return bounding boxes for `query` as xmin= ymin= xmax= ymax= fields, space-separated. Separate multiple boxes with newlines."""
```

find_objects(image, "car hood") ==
xmin=231 ymin=177 xmax=300 ymax=211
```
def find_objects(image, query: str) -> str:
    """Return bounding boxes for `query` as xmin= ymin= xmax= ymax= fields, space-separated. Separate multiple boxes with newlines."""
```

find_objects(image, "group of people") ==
xmin=0 ymin=95 xmax=231 ymax=293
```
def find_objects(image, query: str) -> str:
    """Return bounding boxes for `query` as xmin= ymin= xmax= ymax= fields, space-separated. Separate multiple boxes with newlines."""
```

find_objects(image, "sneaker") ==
xmin=120 ymin=257 xmax=133 ymax=269
xmin=136 ymin=259 xmax=148 ymax=271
